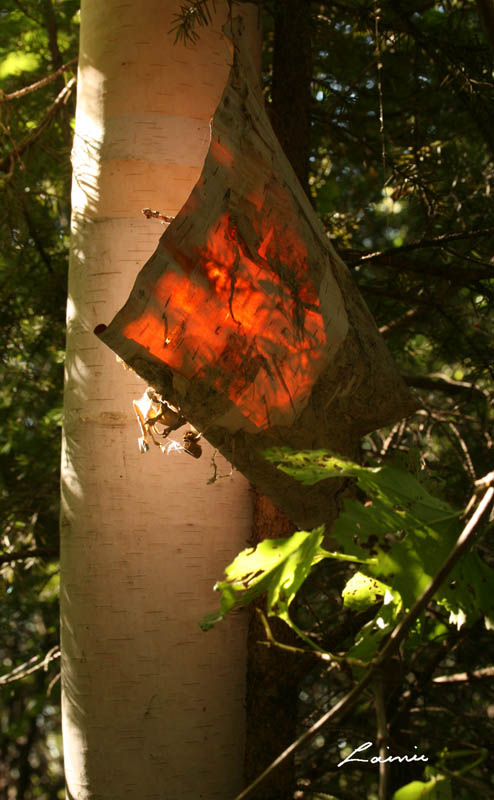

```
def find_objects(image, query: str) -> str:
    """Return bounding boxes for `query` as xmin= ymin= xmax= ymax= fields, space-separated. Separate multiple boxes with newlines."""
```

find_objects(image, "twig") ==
xmin=374 ymin=0 xmax=386 ymax=172
xmin=374 ymin=676 xmax=389 ymax=800
xmin=433 ymin=665 xmax=494 ymax=683
xmin=379 ymin=418 xmax=406 ymax=458
xmin=233 ymin=481 xmax=494 ymax=800
xmin=0 ymin=646 xmax=60 ymax=685
xmin=401 ymin=372 xmax=489 ymax=400
xmin=346 ymin=227 xmax=494 ymax=263
xmin=141 ymin=207 xmax=174 ymax=224
xmin=234 ymin=667 xmax=375 ymax=800
xmin=474 ymin=471 xmax=494 ymax=491
xmin=377 ymin=484 xmax=494 ymax=662
xmin=438 ymin=764 xmax=488 ymax=794
xmin=353 ymin=251 xmax=494 ymax=282
xmin=0 ymin=77 xmax=76 ymax=173
xmin=379 ymin=306 xmax=423 ymax=338
xmin=443 ymin=245 xmax=494 ymax=269
xmin=0 ymin=57 xmax=77 ymax=102
xmin=47 ymin=671 xmax=61 ymax=696
xmin=257 ymin=608 xmax=334 ymax=662
xmin=447 ymin=421 xmax=477 ymax=482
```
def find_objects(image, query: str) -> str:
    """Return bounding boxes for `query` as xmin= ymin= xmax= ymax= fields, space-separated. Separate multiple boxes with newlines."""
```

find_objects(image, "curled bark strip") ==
xmin=95 ymin=18 xmax=415 ymax=529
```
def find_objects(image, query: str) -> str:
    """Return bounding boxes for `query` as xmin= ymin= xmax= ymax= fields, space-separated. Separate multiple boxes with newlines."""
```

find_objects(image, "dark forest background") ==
xmin=1 ymin=1 xmax=494 ymax=797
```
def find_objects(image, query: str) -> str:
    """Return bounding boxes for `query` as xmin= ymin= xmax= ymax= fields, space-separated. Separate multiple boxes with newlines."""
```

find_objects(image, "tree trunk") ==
xmin=271 ymin=0 xmax=312 ymax=192
xmin=60 ymin=3 xmax=258 ymax=798
xmin=244 ymin=8 xmax=317 ymax=795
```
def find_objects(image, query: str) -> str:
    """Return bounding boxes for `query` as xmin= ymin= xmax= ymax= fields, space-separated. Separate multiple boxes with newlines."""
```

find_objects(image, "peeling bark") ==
xmin=97 ymin=18 xmax=416 ymax=531
xmin=61 ymin=3 xmax=254 ymax=798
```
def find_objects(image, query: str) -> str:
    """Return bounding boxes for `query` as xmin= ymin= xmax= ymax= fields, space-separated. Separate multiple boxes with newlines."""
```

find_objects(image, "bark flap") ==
xmin=95 ymin=18 xmax=417 ymax=529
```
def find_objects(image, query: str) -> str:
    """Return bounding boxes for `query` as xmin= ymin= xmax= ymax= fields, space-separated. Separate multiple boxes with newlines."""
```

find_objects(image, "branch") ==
xmin=378 ymin=306 xmax=423 ymax=338
xmin=447 ymin=420 xmax=477 ymax=482
xmin=0 ymin=76 xmax=76 ymax=173
xmin=374 ymin=678 xmax=389 ymax=800
xmin=401 ymin=372 xmax=489 ymax=400
xmin=234 ymin=480 xmax=494 ymax=800
xmin=256 ymin=608 xmax=328 ymax=660
xmin=433 ymin=665 xmax=494 ymax=683
xmin=377 ymin=483 xmax=494 ymax=662
xmin=475 ymin=471 xmax=494 ymax=491
xmin=350 ymin=252 xmax=494 ymax=283
xmin=0 ymin=646 xmax=60 ymax=685
xmin=341 ymin=227 xmax=494 ymax=266
xmin=234 ymin=664 xmax=375 ymax=800
xmin=0 ymin=57 xmax=77 ymax=102
xmin=255 ymin=607 xmax=367 ymax=667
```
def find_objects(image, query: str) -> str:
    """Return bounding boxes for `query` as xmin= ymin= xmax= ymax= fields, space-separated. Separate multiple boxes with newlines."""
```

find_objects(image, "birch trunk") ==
xmin=61 ymin=3 xmax=257 ymax=798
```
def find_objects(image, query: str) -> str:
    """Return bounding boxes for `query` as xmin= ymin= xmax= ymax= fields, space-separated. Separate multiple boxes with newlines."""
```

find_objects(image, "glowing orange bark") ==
xmin=122 ymin=211 xmax=328 ymax=429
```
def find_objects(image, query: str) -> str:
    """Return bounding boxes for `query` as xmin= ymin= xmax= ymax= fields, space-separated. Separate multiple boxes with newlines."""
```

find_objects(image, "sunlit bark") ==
xmin=61 ymin=3 xmax=256 ymax=798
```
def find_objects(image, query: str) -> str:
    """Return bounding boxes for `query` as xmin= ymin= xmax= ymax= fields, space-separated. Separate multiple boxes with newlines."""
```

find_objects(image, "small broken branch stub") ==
xmin=95 ymin=19 xmax=416 ymax=529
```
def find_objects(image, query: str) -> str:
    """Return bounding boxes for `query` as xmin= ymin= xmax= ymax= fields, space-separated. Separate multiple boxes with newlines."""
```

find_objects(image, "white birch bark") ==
xmin=61 ymin=3 xmax=256 ymax=798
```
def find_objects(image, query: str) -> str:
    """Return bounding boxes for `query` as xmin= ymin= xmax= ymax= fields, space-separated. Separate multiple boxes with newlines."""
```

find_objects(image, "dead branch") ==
xmin=379 ymin=306 xmax=423 ymax=338
xmin=0 ymin=646 xmax=60 ymax=685
xmin=433 ymin=665 xmax=494 ymax=683
xmin=447 ymin=420 xmax=477 ymax=482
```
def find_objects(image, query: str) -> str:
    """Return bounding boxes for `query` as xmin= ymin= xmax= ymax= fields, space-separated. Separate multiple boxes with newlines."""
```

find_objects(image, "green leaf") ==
xmin=200 ymin=527 xmax=326 ymax=643
xmin=342 ymin=571 xmax=390 ymax=612
xmin=264 ymin=450 xmax=494 ymax=627
xmin=340 ymin=571 xmax=406 ymax=672
xmin=393 ymin=776 xmax=452 ymax=799
xmin=345 ymin=589 xmax=402 ymax=665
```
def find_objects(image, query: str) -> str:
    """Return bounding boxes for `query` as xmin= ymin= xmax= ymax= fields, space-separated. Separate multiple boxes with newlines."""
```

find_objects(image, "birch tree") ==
xmin=61 ymin=2 xmax=257 ymax=797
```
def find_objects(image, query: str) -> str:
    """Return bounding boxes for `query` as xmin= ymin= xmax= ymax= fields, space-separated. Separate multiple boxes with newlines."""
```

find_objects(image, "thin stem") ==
xmin=234 ymin=667 xmax=375 ymax=800
xmin=375 ymin=678 xmax=389 ymax=800
xmin=0 ymin=646 xmax=60 ymax=685
xmin=433 ymin=665 xmax=494 ymax=683
xmin=345 ymin=227 xmax=494 ymax=264
xmin=377 ymin=485 xmax=493 ymax=663
xmin=256 ymin=608 xmax=328 ymax=659
xmin=374 ymin=2 xmax=386 ymax=172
